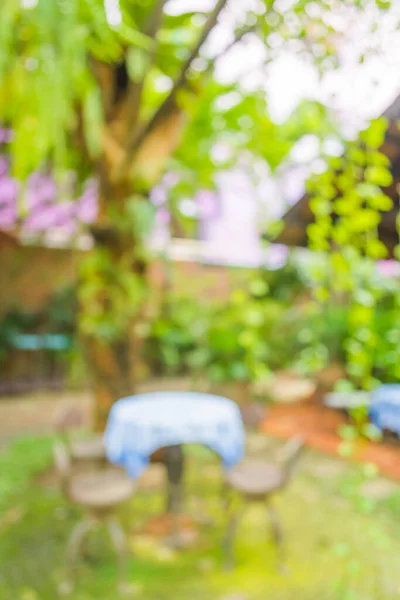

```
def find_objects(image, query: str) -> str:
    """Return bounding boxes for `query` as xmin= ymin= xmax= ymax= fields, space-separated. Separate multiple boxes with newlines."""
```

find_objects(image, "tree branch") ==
xmin=117 ymin=0 xmax=229 ymax=179
xmin=145 ymin=0 xmax=167 ymax=39
xmin=125 ymin=0 xmax=167 ymax=134
xmin=203 ymin=23 xmax=258 ymax=76
xmin=89 ymin=57 xmax=115 ymax=121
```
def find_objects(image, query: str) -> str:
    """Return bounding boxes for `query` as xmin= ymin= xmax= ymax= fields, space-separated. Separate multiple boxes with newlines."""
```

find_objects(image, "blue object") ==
xmin=369 ymin=385 xmax=400 ymax=436
xmin=105 ymin=391 xmax=245 ymax=479
xmin=11 ymin=333 xmax=71 ymax=351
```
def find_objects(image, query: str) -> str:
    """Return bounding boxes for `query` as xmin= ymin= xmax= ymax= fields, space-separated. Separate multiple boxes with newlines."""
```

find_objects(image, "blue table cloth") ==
xmin=105 ymin=391 xmax=245 ymax=479
xmin=369 ymin=385 xmax=400 ymax=435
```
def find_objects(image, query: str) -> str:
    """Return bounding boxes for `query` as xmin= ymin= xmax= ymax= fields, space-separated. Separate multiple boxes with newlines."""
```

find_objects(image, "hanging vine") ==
xmin=307 ymin=116 xmax=396 ymax=390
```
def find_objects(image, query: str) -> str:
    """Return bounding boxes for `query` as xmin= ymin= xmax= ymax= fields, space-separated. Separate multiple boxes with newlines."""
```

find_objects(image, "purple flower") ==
xmin=377 ymin=260 xmax=399 ymax=278
xmin=162 ymin=172 xmax=179 ymax=188
xmin=24 ymin=202 xmax=75 ymax=232
xmin=53 ymin=202 xmax=76 ymax=225
xmin=150 ymin=185 xmax=167 ymax=206
xmin=76 ymin=186 xmax=98 ymax=224
xmin=0 ymin=134 xmax=99 ymax=237
xmin=27 ymin=172 xmax=44 ymax=188
xmin=156 ymin=207 xmax=171 ymax=225
xmin=39 ymin=179 xmax=57 ymax=203
xmin=26 ymin=173 xmax=57 ymax=208
xmin=0 ymin=157 xmax=8 ymax=177
xmin=24 ymin=208 xmax=56 ymax=232
xmin=0 ymin=205 xmax=17 ymax=229
xmin=0 ymin=177 xmax=19 ymax=206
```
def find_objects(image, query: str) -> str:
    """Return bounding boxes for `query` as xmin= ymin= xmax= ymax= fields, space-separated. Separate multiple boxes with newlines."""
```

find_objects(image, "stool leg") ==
xmin=223 ymin=505 xmax=245 ymax=571
xmin=64 ymin=518 xmax=95 ymax=592
xmin=221 ymin=481 xmax=233 ymax=512
xmin=107 ymin=517 xmax=129 ymax=594
xmin=266 ymin=502 xmax=285 ymax=573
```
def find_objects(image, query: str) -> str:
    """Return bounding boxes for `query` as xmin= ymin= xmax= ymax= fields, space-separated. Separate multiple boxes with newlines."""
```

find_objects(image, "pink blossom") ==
xmin=156 ymin=207 xmax=171 ymax=225
xmin=24 ymin=208 xmax=58 ymax=232
xmin=377 ymin=260 xmax=400 ymax=277
xmin=0 ymin=205 xmax=17 ymax=229
xmin=162 ymin=172 xmax=179 ymax=188
xmin=24 ymin=202 xmax=76 ymax=232
xmin=26 ymin=176 xmax=57 ymax=209
xmin=0 ymin=165 xmax=99 ymax=234
xmin=0 ymin=177 xmax=19 ymax=205
xmin=76 ymin=189 xmax=98 ymax=223
xmin=150 ymin=185 xmax=167 ymax=206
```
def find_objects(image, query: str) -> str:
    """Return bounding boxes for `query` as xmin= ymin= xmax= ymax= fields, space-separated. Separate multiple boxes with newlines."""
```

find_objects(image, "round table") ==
xmin=105 ymin=391 xmax=245 ymax=541
xmin=369 ymin=384 xmax=400 ymax=436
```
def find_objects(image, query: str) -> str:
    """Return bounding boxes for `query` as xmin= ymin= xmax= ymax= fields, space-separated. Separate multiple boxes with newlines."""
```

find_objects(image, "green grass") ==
xmin=1 ymin=436 xmax=400 ymax=600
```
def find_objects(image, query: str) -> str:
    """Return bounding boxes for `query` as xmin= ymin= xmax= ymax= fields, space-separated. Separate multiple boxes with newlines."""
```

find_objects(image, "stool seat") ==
xmin=53 ymin=441 xmax=132 ymax=593
xmin=69 ymin=468 xmax=134 ymax=510
xmin=226 ymin=460 xmax=284 ymax=497
xmin=222 ymin=437 xmax=304 ymax=571
xmin=70 ymin=435 xmax=106 ymax=461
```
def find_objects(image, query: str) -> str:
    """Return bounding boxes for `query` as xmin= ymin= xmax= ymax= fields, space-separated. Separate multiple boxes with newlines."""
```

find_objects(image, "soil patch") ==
xmin=261 ymin=400 xmax=400 ymax=481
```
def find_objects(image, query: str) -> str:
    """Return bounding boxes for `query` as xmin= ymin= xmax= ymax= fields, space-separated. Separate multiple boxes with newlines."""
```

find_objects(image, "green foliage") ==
xmin=79 ymin=247 xmax=146 ymax=341
xmin=78 ymin=196 xmax=157 ymax=341
xmin=1 ymin=0 xmax=381 ymax=182
xmin=254 ymin=259 xmax=306 ymax=302
xmin=143 ymin=291 xmax=281 ymax=383
xmin=307 ymin=117 xmax=397 ymax=389
xmin=338 ymin=407 xmax=382 ymax=449
xmin=172 ymin=83 xmax=290 ymax=191
xmin=143 ymin=297 xmax=207 ymax=375
xmin=293 ymin=255 xmax=400 ymax=385
xmin=360 ymin=117 xmax=388 ymax=149
xmin=144 ymin=262 xmax=310 ymax=383
xmin=1 ymin=0 xmax=395 ymax=367
xmin=0 ymin=310 xmax=37 ymax=362
xmin=171 ymin=95 xmax=341 ymax=224
xmin=0 ymin=285 xmax=77 ymax=363
xmin=0 ymin=0 xmax=151 ymax=177
xmin=144 ymin=254 xmax=400 ymax=390
xmin=109 ymin=196 xmax=156 ymax=241
xmin=282 ymin=100 xmax=338 ymax=140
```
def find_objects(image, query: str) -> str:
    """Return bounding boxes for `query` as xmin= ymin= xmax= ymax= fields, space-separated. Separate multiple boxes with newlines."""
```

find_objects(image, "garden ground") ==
xmin=3 ymin=389 xmax=400 ymax=481
xmin=262 ymin=400 xmax=400 ymax=481
xmin=1 ymin=428 xmax=400 ymax=600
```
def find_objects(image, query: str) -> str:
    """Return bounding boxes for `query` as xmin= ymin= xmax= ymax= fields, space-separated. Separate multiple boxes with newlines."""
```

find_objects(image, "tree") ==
xmin=0 ymin=0 xmax=383 ymax=426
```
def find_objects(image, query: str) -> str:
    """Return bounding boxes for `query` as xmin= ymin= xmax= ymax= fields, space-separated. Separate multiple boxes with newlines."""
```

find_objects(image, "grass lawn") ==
xmin=1 ymin=434 xmax=400 ymax=600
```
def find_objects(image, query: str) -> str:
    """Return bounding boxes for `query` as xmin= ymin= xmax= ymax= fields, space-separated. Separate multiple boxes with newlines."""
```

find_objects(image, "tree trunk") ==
xmin=83 ymin=334 xmax=136 ymax=430
xmin=80 ymin=99 xmax=185 ymax=430
xmin=79 ymin=167 xmax=149 ymax=430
